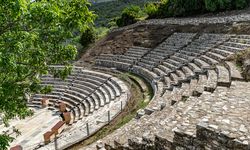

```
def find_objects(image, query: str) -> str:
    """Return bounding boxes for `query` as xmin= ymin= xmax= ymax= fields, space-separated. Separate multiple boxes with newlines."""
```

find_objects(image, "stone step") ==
xmin=230 ymin=38 xmax=250 ymax=44
xmin=169 ymin=73 xmax=180 ymax=86
xmin=182 ymin=78 xmax=198 ymax=97
xmin=192 ymin=74 xmax=207 ymax=96
xmin=137 ymin=62 xmax=154 ymax=70
xmin=145 ymin=54 xmax=166 ymax=60
xmin=174 ymin=53 xmax=192 ymax=62
xmin=163 ymin=62 xmax=179 ymax=70
xmin=171 ymin=55 xmax=189 ymax=64
xmin=200 ymin=55 xmax=219 ymax=65
xmin=210 ymin=48 xmax=234 ymax=57
xmin=95 ymin=60 xmax=132 ymax=71
xmin=182 ymin=66 xmax=195 ymax=78
xmin=225 ymin=42 xmax=250 ymax=49
xmin=150 ymin=50 xmax=174 ymax=56
xmin=235 ymin=35 xmax=250 ymax=39
xmin=194 ymin=58 xmax=211 ymax=70
xmin=35 ymin=93 xmax=82 ymax=121
xmin=216 ymin=65 xmax=231 ymax=87
xmin=106 ymin=80 xmax=120 ymax=97
xmin=63 ymin=89 xmax=95 ymax=112
xmin=170 ymin=82 xmax=192 ymax=105
xmin=127 ymin=48 xmax=148 ymax=54
xmin=206 ymin=52 xmax=226 ymax=62
xmin=136 ymin=94 xmax=201 ymax=149
xmin=103 ymin=84 xmax=115 ymax=101
xmin=118 ymin=58 xmax=135 ymax=64
xmin=119 ymin=55 xmax=138 ymax=60
xmin=225 ymin=61 xmax=243 ymax=80
xmin=188 ymin=62 xmax=203 ymax=74
xmin=164 ymin=76 xmax=173 ymax=90
xmin=60 ymin=92 xmax=89 ymax=117
xmin=219 ymin=45 xmax=243 ymax=53
xmin=140 ymin=59 xmax=158 ymax=66
xmin=204 ymin=69 xmax=218 ymax=92
xmin=157 ymin=65 xmax=172 ymax=74
xmin=132 ymin=65 xmax=158 ymax=81
xmin=142 ymin=56 xmax=161 ymax=62
xmin=182 ymin=47 xmax=206 ymax=54
xmin=180 ymin=50 xmax=200 ymax=57
xmin=126 ymin=52 xmax=143 ymax=57
xmin=175 ymin=70 xmax=187 ymax=82
xmin=102 ymin=81 xmax=250 ymax=150
xmin=165 ymin=59 xmax=182 ymax=67
xmin=153 ymin=67 xmax=167 ymax=76
xmin=109 ymin=78 xmax=122 ymax=96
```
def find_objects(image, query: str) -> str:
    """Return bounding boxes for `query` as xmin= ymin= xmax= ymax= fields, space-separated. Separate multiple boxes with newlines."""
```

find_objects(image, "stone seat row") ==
xmin=153 ymin=34 xmax=249 ymax=79
xmin=30 ymin=67 xmax=125 ymax=124
xmin=90 ymin=33 xmax=250 ymax=149
xmin=101 ymin=80 xmax=249 ymax=150
xmin=95 ymin=33 xmax=197 ymax=72
xmin=93 ymin=55 xmax=247 ymax=150
xmin=95 ymin=33 xmax=250 ymax=91
xmin=94 ymin=33 xmax=249 ymax=115
xmin=136 ymin=34 xmax=229 ymax=76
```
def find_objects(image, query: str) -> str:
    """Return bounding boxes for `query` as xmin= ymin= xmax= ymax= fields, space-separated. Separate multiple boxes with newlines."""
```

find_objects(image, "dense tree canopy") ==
xmin=145 ymin=0 xmax=250 ymax=18
xmin=0 ymin=0 xmax=95 ymax=149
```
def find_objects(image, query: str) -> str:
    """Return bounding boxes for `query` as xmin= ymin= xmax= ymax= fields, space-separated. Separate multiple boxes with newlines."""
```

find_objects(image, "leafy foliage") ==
xmin=0 ymin=135 xmax=13 ymax=150
xmin=90 ymin=0 xmax=159 ymax=28
xmin=145 ymin=0 xmax=249 ymax=18
xmin=144 ymin=3 xmax=161 ymax=18
xmin=0 ymin=0 xmax=95 ymax=149
xmin=235 ymin=0 xmax=249 ymax=9
xmin=205 ymin=0 xmax=218 ymax=11
xmin=80 ymin=28 xmax=96 ymax=48
xmin=116 ymin=5 xmax=144 ymax=27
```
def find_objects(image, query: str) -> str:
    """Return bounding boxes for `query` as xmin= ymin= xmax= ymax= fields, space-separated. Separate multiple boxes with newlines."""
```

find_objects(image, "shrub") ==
xmin=144 ymin=3 xmax=160 ymax=18
xmin=80 ymin=28 xmax=96 ymax=47
xmin=116 ymin=5 xmax=143 ymax=27
xmin=235 ymin=0 xmax=248 ymax=9
xmin=205 ymin=0 xmax=218 ymax=11
xmin=145 ymin=0 xmax=249 ymax=18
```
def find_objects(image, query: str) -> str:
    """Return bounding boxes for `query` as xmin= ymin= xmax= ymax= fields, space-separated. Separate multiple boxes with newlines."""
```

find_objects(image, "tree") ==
xmin=0 ymin=0 xmax=95 ymax=149
xmin=116 ymin=5 xmax=144 ymax=27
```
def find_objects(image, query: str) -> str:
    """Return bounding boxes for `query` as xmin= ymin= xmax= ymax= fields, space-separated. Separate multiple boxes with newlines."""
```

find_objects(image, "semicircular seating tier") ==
xmin=95 ymin=33 xmax=250 ymax=111
xmin=8 ymin=67 xmax=130 ymax=150
xmin=93 ymin=32 xmax=250 ymax=149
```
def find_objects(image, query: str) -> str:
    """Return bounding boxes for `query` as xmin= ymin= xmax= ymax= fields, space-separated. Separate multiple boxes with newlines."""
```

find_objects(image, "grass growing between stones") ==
xmin=68 ymin=72 xmax=153 ymax=149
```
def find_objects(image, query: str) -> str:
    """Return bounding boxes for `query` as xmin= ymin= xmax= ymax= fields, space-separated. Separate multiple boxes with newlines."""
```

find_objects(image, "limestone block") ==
xmin=43 ymin=131 xmax=55 ymax=144
xmin=10 ymin=145 xmax=23 ymax=150
xmin=51 ymin=121 xmax=66 ymax=135
xmin=41 ymin=98 xmax=49 ymax=108
xmin=59 ymin=102 xmax=66 ymax=112
xmin=63 ymin=112 xmax=71 ymax=124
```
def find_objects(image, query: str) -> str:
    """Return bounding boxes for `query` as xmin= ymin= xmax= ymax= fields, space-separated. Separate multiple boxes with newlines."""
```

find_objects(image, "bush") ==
xmin=116 ymin=5 xmax=143 ymax=27
xmin=171 ymin=0 xmax=204 ymax=16
xmin=235 ymin=0 xmax=248 ymax=9
xmin=145 ymin=0 xmax=249 ymax=18
xmin=144 ymin=3 xmax=161 ymax=18
xmin=205 ymin=0 xmax=218 ymax=11
xmin=80 ymin=28 xmax=96 ymax=48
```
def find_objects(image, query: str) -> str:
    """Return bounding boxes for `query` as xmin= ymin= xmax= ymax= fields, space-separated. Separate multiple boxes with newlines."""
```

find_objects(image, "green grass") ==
xmin=95 ymin=27 xmax=110 ymax=39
